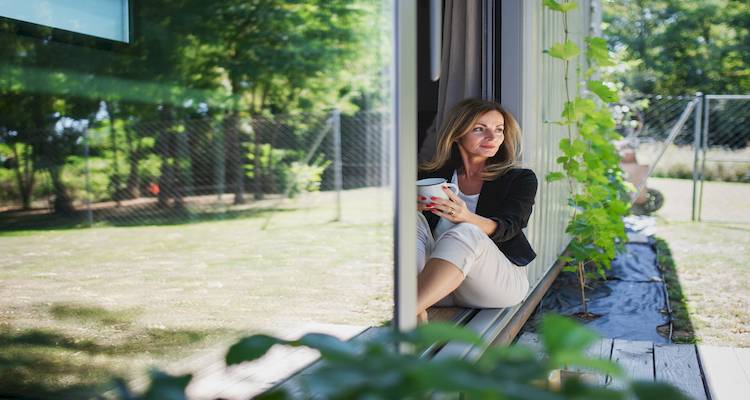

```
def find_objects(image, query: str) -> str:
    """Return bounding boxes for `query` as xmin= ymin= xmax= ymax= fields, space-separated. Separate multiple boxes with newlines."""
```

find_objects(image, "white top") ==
xmin=433 ymin=170 xmax=480 ymax=238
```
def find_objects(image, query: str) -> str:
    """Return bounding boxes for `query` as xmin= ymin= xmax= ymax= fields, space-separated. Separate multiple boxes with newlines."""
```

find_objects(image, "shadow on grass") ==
xmin=654 ymin=237 xmax=697 ymax=343
xmin=0 ymin=302 xmax=233 ymax=399
xmin=49 ymin=303 xmax=140 ymax=327
xmin=0 ymin=203 xmax=298 ymax=234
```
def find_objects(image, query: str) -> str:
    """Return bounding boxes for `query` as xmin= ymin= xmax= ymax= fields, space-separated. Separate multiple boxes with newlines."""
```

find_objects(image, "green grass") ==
xmin=649 ymin=177 xmax=750 ymax=347
xmin=654 ymin=237 xmax=695 ymax=343
xmin=0 ymin=187 xmax=395 ymax=398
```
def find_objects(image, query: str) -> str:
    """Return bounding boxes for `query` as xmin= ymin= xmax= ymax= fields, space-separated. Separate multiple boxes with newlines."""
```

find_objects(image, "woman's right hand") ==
xmin=417 ymin=196 xmax=432 ymax=212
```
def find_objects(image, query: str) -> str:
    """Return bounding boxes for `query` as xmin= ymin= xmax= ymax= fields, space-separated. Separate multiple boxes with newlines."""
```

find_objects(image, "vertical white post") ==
xmin=393 ymin=0 xmax=417 ymax=334
xmin=83 ymin=128 xmax=93 ymax=227
xmin=691 ymin=94 xmax=703 ymax=221
xmin=332 ymin=109 xmax=342 ymax=222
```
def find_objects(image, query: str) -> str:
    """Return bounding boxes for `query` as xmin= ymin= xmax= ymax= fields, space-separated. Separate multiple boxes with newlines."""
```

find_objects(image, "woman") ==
xmin=417 ymin=98 xmax=538 ymax=323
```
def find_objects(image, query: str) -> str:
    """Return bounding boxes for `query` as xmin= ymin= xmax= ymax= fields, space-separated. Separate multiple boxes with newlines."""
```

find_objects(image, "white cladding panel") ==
xmin=503 ymin=0 xmax=591 ymax=290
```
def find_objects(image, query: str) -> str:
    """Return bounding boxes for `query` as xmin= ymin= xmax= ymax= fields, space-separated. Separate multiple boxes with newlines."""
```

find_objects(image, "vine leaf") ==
xmin=543 ymin=0 xmax=578 ymax=12
xmin=586 ymin=37 xmax=614 ymax=66
xmin=586 ymin=80 xmax=619 ymax=103
xmin=546 ymin=40 xmax=581 ymax=60
xmin=546 ymin=172 xmax=566 ymax=182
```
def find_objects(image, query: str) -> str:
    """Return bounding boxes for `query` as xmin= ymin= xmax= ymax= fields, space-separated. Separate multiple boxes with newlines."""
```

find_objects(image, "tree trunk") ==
xmin=10 ymin=142 xmax=34 ymax=210
xmin=48 ymin=165 xmax=75 ymax=215
xmin=123 ymin=125 xmax=141 ymax=199
xmin=252 ymin=118 xmax=263 ymax=200
xmin=224 ymin=111 xmax=246 ymax=205
xmin=156 ymin=108 xmax=176 ymax=209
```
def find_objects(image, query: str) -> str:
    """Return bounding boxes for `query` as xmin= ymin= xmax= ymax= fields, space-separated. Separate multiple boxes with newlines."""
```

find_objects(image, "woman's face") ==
xmin=457 ymin=110 xmax=505 ymax=159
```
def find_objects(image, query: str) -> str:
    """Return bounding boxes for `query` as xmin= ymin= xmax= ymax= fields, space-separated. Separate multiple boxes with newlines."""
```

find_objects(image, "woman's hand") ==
xmin=425 ymin=185 xmax=471 ymax=223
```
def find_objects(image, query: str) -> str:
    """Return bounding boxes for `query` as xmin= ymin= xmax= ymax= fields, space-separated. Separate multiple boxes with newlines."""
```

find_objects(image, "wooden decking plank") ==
xmin=515 ymin=331 xmax=543 ymax=355
xmin=513 ymin=333 xmax=611 ymax=386
xmin=274 ymin=326 xmax=387 ymax=398
xmin=433 ymin=308 xmax=511 ymax=361
xmin=698 ymin=344 xmax=750 ymax=400
xmin=427 ymin=306 xmax=466 ymax=322
xmin=566 ymin=338 xmax=613 ymax=386
xmin=186 ymin=323 xmax=366 ymax=400
xmin=654 ymin=344 xmax=707 ymax=400
xmin=736 ymin=347 xmax=750 ymax=385
xmin=609 ymin=339 xmax=654 ymax=389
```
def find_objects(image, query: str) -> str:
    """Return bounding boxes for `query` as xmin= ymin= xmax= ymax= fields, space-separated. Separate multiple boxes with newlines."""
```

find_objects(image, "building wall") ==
xmin=501 ymin=0 xmax=592 ymax=291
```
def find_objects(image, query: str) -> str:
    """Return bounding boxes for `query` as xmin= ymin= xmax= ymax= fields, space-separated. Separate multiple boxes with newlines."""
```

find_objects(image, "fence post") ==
xmin=332 ymin=109 xmax=343 ymax=222
xmin=698 ymin=95 xmax=711 ymax=222
xmin=83 ymin=128 xmax=93 ymax=227
xmin=691 ymin=93 xmax=703 ymax=221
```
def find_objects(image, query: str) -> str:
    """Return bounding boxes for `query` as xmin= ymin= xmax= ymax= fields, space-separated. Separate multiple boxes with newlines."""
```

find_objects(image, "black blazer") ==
xmin=419 ymin=160 xmax=538 ymax=266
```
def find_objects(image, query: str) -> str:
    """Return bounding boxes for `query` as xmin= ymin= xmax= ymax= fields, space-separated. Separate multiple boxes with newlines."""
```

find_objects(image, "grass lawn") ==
xmin=0 ymin=187 xmax=394 ymax=399
xmin=648 ymin=177 xmax=750 ymax=347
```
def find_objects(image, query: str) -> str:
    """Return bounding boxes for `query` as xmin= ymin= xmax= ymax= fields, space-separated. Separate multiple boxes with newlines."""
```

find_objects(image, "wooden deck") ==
xmin=517 ymin=332 xmax=750 ymax=400
xmin=159 ymin=323 xmax=367 ymax=400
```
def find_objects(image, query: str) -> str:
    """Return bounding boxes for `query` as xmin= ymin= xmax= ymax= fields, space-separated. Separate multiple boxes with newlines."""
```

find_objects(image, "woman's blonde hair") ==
xmin=420 ymin=98 xmax=522 ymax=180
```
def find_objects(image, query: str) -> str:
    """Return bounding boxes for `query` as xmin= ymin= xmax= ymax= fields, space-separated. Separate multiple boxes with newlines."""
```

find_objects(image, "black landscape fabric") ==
xmin=529 ymin=240 xmax=670 ymax=344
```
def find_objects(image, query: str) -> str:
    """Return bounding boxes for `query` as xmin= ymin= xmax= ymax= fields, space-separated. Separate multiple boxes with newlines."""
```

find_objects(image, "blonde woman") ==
xmin=417 ymin=98 xmax=538 ymax=323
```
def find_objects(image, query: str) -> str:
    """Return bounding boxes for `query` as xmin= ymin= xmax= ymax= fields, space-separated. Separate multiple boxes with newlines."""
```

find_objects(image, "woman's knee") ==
xmin=446 ymin=222 xmax=485 ymax=241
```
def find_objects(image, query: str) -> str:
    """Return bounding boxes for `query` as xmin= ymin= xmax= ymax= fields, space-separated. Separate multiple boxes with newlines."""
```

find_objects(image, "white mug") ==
xmin=417 ymin=178 xmax=458 ymax=203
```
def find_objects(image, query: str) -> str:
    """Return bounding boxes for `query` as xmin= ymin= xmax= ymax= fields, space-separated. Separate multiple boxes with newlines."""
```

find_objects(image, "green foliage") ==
xmin=544 ymin=0 xmax=631 ymax=313
xmin=0 ymin=0 xmax=384 ymax=209
xmin=546 ymin=40 xmax=581 ymax=61
xmin=586 ymin=81 xmax=620 ymax=103
xmin=603 ymin=0 xmax=750 ymax=95
xmin=118 ymin=315 xmax=688 ymax=399
xmin=285 ymin=157 xmax=332 ymax=198
xmin=243 ymin=143 xmax=330 ymax=198
xmin=543 ymin=0 xmax=578 ymax=13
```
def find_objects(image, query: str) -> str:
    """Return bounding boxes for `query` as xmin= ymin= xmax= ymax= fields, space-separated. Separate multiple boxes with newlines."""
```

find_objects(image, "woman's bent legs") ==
xmin=416 ymin=213 xmax=464 ymax=318
xmin=428 ymin=222 xmax=529 ymax=309
xmin=417 ymin=258 xmax=464 ymax=316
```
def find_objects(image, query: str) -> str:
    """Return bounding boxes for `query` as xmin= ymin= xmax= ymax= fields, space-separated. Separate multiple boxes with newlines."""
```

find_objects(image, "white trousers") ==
xmin=417 ymin=212 xmax=529 ymax=308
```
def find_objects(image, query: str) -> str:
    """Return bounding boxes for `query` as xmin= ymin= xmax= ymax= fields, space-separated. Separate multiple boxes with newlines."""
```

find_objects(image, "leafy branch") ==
xmin=543 ymin=0 xmax=631 ymax=316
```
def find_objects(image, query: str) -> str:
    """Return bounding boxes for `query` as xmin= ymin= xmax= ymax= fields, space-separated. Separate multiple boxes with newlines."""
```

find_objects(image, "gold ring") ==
xmin=449 ymin=209 xmax=455 ymax=216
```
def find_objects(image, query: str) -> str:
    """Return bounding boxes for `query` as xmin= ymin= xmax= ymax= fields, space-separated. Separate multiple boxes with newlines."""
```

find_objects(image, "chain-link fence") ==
xmin=615 ymin=94 xmax=750 ymax=223
xmin=0 ymin=109 xmax=391 ymax=230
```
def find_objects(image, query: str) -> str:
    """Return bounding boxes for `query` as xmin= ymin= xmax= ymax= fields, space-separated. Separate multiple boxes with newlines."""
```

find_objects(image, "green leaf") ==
xmin=554 ymin=353 xmax=623 ymax=377
xmin=226 ymin=334 xmax=287 ymax=365
xmin=543 ymin=0 xmax=578 ymax=12
xmin=296 ymin=333 xmax=361 ymax=360
xmin=409 ymin=322 xmax=485 ymax=346
xmin=587 ymin=80 xmax=619 ymax=103
xmin=546 ymin=172 xmax=566 ymax=182
xmin=547 ymin=40 xmax=581 ymax=60
xmin=586 ymin=37 xmax=615 ymax=66
xmin=539 ymin=315 xmax=600 ymax=357
xmin=142 ymin=370 xmax=192 ymax=400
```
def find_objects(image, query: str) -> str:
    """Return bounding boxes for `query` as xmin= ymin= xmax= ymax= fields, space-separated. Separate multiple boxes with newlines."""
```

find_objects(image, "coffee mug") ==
xmin=417 ymin=178 xmax=458 ymax=203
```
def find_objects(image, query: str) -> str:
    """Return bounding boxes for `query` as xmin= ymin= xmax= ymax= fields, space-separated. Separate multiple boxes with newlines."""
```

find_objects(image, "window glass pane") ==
xmin=0 ymin=1 xmax=394 ymax=398
xmin=0 ymin=0 xmax=130 ymax=42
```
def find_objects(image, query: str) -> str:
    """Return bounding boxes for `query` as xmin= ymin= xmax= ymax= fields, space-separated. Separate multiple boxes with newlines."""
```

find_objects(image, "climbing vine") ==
xmin=543 ymin=0 xmax=631 ymax=318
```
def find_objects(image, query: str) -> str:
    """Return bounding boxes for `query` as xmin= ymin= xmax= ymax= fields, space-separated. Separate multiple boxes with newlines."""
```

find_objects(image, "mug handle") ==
xmin=444 ymin=183 xmax=459 ymax=195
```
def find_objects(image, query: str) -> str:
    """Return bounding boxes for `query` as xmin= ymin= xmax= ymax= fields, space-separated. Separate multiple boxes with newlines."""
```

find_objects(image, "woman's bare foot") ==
xmin=417 ymin=310 xmax=429 ymax=324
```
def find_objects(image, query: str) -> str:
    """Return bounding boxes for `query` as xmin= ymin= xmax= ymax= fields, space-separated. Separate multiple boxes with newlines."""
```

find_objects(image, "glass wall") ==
xmin=0 ymin=1 xmax=394 ymax=398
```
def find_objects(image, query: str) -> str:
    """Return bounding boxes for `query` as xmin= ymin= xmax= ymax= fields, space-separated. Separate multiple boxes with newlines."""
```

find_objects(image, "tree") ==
xmin=205 ymin=0 xmax=372 ymax=202
xmin=604 ymin=0 xmax=750 ymax=95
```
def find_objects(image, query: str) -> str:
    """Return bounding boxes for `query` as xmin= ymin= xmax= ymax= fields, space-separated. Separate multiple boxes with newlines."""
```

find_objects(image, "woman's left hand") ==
xmin=426 ymin=185 xmax=471 ymax=223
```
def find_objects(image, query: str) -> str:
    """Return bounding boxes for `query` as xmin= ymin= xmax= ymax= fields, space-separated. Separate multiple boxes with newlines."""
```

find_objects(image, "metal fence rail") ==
xmin=616 ymin=94 xmax=750 ymax=223
xmin=0 ymin=109 xmax=391 ymax=230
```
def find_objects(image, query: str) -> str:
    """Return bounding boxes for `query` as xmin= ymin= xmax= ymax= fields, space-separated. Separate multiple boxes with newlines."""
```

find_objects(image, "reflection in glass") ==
xmin=0 ymin=1 xmax=394 ymax=398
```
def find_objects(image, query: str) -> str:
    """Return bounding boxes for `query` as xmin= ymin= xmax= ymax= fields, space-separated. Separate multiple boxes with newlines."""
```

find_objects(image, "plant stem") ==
xmin=578 ymin=260 xmax=587 ymax=315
